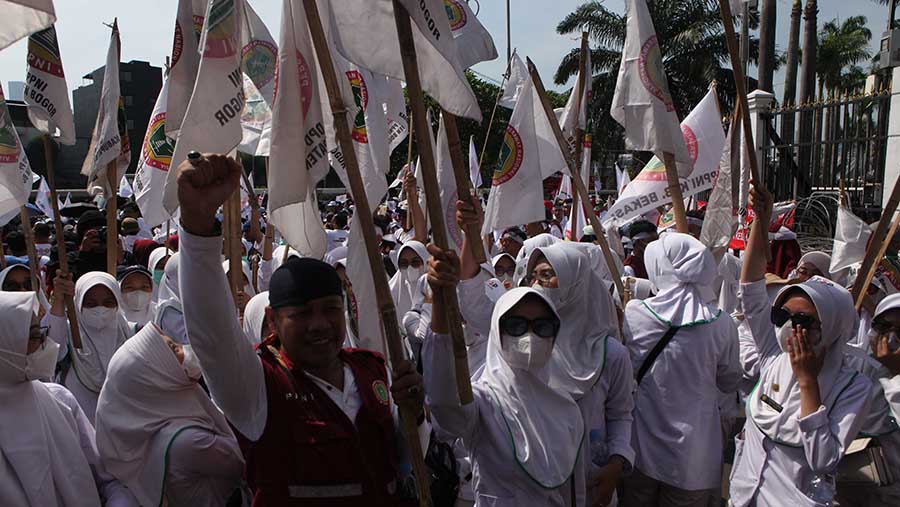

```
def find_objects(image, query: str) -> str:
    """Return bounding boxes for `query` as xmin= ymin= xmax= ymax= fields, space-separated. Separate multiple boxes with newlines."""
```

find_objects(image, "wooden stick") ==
xmin=662 ymin=151 xmax=689 ymax=233
xmin=106 ymin=160 xmax=118 ymax=275
xmin=528 ymin=58 xmax=627 ymax=300
xmin=569 ymin=33 xmax=589 ymax=241
xmin=442 ymin=111 xmax=487 ymax=263
xmin=852 ymin=174 xmax=900 ymax=308
xmin=43 ymin=135 xmax=82 ymax=349
xmin=717 ymin=0 xmax=761 ymax=184
xmin=164 ymin=219 xmax=171 ymax=258
xmin=302 ymin=2 xmax=431 ymax=505
xmin=226 ymin=188 xmax=242 ymax=299
xmin=404 ymin=115 xmax=415 ymax=231
xmin=19 ymin=207 xmax=41 ymax=294
xmin=392 ymin=1 xmax=473 ymax=407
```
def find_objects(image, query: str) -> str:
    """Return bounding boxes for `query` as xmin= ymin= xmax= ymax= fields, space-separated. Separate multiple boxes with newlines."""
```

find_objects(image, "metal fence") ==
xmin=762 ymin=89 xmax=892 ymax=220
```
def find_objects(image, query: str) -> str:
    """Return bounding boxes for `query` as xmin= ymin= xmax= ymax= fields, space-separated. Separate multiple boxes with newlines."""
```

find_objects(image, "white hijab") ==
xmin=146 ymin=247 xmax=169 ymax=304
xmin=271 ymin=245 xmax=301 ymax=273
xmin=0 ymin=264 xmax=50 ymax=311
xmin=69 ymin=272 xmax=134 ymax=394
xmin=513 ymin=233 xmax=560 ymax=285
xmin=748 ymin=277 xmax=859 ymax=446
xmin=95 ymin=324 xmax=239 ymax=507
xmin=242 ymin=291 xmax=270 ymax=346
xmin=221 ymin=259 xmax=257 ymax=297
xmin=118 ymin=270 xmax=154 ymax=329
xmin=643 ymin=233 xmax=719 ymax=326
xmin=477 ymin=287 xmax=583 ymax=488
xmin=529 ymin=244 xmax=616 ymax=398
xmin=0 ymin=292 xmax=100 ymax=507
xmin=389 ymin=241 xmax=430 ymax=323
xmin=156 ymin=252 xmax=182 ymax=308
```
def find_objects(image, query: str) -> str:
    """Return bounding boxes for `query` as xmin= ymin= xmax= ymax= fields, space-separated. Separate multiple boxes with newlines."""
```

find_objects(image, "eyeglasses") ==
xmin=495 ymin=267 xmax=515 ymax=277
xmin=499 ymin=316 xmax=560 ymax=338
xmin=796 ymin=266 xmax=821 ymax=278
xmin=398 ymin=258 xmax=424 ymax=270
xmin=771 ymin=307 xmax=820 ymax=330
xmin=529 ymin=267 xmax=557 ymax=284
xmin=2 ymin=280 xmax=33 ymax=292
xmin=872 ymin=318 xmax=900 ymax=336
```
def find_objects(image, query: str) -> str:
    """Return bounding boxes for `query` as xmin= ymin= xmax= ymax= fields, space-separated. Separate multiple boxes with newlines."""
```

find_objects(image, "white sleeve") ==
xmin=740 ymin=280 xmax=781 ymax=366
xmin=45 ymin=313 xmax=70 ymax=362
xmin=880 ymin=374 xmax=900 ymax=423
xmin=257 ymin=257 xmax=274 ymax=293
xmin=179 ymin=229 xmax=268 ymax=441
xmin=167 ymin=428 xmax=245 ymax=479
xmin=716 ymin=318 xmax=742 ymax=394
xmin=737 ymin=317 xmax=760 ymax=379
xmin=602 ymin=340 xmax=635 ymax=468
xmin=422 ymin=330 xmax=479 ymax=442
xmin=457 ymin=270 xmax=494 ymax=337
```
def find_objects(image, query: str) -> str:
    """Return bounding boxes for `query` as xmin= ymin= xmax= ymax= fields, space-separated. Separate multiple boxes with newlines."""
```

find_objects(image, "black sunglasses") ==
xmin=499 ymin=316 xmax=560 ymax=339
xmin=771 ymin=307 xmax=819 ymax=330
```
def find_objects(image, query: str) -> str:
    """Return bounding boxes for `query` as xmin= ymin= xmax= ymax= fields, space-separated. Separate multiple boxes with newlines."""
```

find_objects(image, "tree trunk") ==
xmin=758 ymin=0 xmax=777 ymax=92
xmin=782 ymin=0 xmax=802 ymax=197
xmin=797 ymin=0 xmax=818 ymax=185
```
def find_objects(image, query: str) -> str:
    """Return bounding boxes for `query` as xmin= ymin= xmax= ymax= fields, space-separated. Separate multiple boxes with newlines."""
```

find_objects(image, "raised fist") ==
xmin=177 ymin=153 xmax=242 ymax=236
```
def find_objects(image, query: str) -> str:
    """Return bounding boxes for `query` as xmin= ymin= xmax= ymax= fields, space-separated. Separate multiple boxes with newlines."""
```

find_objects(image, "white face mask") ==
xmin=498 ymin=273 xmax=514 ymax=289
xmin=123 ymin=290 xmax=151 ymax=312
xmin=501 ymin=332 xmax=553 ymax=371
xmin=81 ymin=306 xmax=117 ymax=329
xmin=26 ymin=340 xmax=59 ymax=381
xmin=777 ymin=321 xmax=826 ymax=355
xmin=403 ymin=265 xmax=425 ymax=280
xmin=531 ymin=284 xmax=561 ymax=309
xmin=181 ymin=344 xmax=202 ymax=381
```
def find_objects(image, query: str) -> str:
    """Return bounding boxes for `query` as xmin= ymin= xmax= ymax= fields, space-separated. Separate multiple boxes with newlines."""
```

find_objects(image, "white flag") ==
xmin=605 ymin=86 xmax=726 ymax=225
xmin=163 ymin=0 xmax=246 ymax=216
xmin=63 ymin=191 xmax=71 ymax=208
xmin=384 ymin=76 xmax=408 ymax=153
xmin=699 ymin=120 xmax=738 ymax=252
xmin=499 ymin=52 xmax=527 ymax=109
xmin=24 ymin=25 xmax=75 ymax=145
xmin=444 ymin=0 xmax=497 ymax=69
xmin=468 ymin=135 xmax=481 ymax=187
xmin=35 ymin=176 xmax=53 ymax=219
xmin=565 ymin=134 xmax=592 ymax=241
xmin=0 ymin=0 xmax=55 ymax=51
xmin=831 ymin=204 xmax=872 ymax=274
xmin=558 ymin=43 xmax=591 ymax=168
xmin=134 ymin=78 xmax=175 ymax=227
xmin=238 ymin=1 xmax=277 ymax=156
xmin=267 ymin=0 xmax=328 ymax=258
xmin=322 ymin=0 xmax=481 ymax=121
xmin=166 ymin=0 xmax=206 ymax=137
xmin=616 ymin=164 xmax=631 ymax=194
xmin=556 ymin=174 xmax=573 ymax=202
xmin=81 ymin=21 xmax=130 ymax=198
xmin=118 ymin=173 xmax=133 ymax=198
xmin=611 ymin=0 xmax=691 ymax=168
xmin=481 ymin=71 xmax=548 ymax=235
xmin=436 ymin=112 xmax=465 ymax=252
xmin=0 ymin=84 xmax=34 ymax=218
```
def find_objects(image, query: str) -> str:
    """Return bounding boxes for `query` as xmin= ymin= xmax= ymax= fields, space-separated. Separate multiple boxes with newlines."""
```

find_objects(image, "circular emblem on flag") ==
xmin=242 ymin=40 xmax=277 ymax=89
xmin=0 ymin=106 xmax=20 ymax=165
xmin=346 ymin=70 xmax=369 ymax=143
xmin=172 ymin=22 xmax=185 ymax=67
xmin=444 ymin=0 xmax=468 ymax=31
xmin=372 ymin=380 xmax=390 ymax=406
xmin=681 ymin=125 xmax=699 ymax=164
xmin=446 ymin=190 xmax=463 ymax=249
xmin=274 ymin=50 xmax=313 ymax=117
xmin=493 ymin=126 xmax=523 ymax=185
xmin=638 ymin=36 xmax=674 ymax=112
xmin=142 ymin=112 xmax=173 ymax=171
xmin=203 ymin=0 xmax=238 ymax=58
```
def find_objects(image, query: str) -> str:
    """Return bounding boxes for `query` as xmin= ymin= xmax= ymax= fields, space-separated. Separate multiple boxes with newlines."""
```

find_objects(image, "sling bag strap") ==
xmin=636 ymin=326 xmax=681 ymax=385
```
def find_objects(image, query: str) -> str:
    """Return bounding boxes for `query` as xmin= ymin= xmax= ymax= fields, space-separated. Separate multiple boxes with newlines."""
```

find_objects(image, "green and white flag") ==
xmin=0 ymin=83 xmax=34 ymax=219
xmin=166 ymin=0 xmax=206 ymax=137
xmin=134 ymin=78 xmax=174 ymax=227
xmin=24 ymin=25 xmax=75 ymax=145
xmin=238 ymin=0 xmax=277 ymax=156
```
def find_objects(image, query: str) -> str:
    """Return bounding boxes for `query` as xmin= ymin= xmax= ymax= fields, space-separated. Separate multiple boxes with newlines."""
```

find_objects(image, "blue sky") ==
xmin=0 ymin=0 xmax=890 ymax=102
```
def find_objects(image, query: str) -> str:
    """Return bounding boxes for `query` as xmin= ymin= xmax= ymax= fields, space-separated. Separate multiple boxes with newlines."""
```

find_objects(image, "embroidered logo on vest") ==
xmin=372 ymin=380 xmax=390 ymax=406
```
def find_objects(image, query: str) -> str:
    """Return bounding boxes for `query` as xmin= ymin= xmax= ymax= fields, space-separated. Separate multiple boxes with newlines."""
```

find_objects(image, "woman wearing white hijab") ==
xmin=0 ymin=263 xmax=51 ymax=313
xmin=242 ymin=291 xmax=270 ymax=347
xmin=731 ymin=184 xmax=872 ymax=507
xmin=48 ymin=271 xmax=134 ymax=423
xmin=424 ymin=284 xmax=586 ymax=505
xmin=155 ymin=252 xmax=189 ymax=345
xmin=147 ymin=246 xmax=170 ymax=305
xmin=0 ymin=292 xmax=133 ymax=506
xmin=96 ymin=324 xmax=245 ymax=507
xmin=117 ymin=266 xmax=154 ymax=331
xmin=389 ymin=240 xmax=430 ymax=324
xmin=622 ymin=232 xmax=741 ymax=506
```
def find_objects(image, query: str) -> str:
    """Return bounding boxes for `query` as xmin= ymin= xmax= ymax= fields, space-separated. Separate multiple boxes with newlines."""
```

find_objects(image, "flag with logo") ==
xmin=604 ymin=85 xmax=725 ymax=225
xmin=481 ymin=71 xmax=549 ymax=235
xmin=0 ymin=83 xmax=34 ymax=218
xmin=556 ymin=174 xmax=572 ymax=202
xmin=565 ymin=134 xmax=591 ymax=241
xmin=134 ymin=78 xmax=175 ymax=227
xmin=266 ymin=0 xmax=328 ymax=258
xmin=444 ymin=0 xmax=497 ymax=69
xmin=0 ymin=0 xmax=55 ymax=51
xmin=163 ymin=0 xmax=246 ymax=216
xmin=611 ymin=0 xmax=691 ymax=168
xmin=499 ymin=52 xmax=527 ymax=110
xmin=434 ymin=112 xmax=465 ymax=252
xmin=166 ymin=0 xmax=207 ymax=137
xmin=239 ymin=1 xmax=277 ymax=156
xmin=831 ymin=204 xmax=872 ymax=274
xmin=321 ymin=0 xmax=481 ymax=121
xmin=24 ymin=25 xmax=75 ymax=145
xmin=468 ymin=135 xmax=481 ymax=187
xmin=699 ymin=118 xmax=738 ymax=253
xmin=384 ymin=76 xmax=408 ymax=153
xmin=81 ymin=20 xmax=131 ymax=199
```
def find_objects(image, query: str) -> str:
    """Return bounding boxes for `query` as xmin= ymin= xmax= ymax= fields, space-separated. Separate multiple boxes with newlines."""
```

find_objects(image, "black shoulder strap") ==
xmin=636 ymin=326 xmax=681 ymax=385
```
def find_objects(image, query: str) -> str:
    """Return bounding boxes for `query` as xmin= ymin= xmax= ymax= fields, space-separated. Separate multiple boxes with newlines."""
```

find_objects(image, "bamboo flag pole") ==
xmin=442 ymin=111 xmax=488 ymax=263
xmin=404 ymin=115 xmax=414 ymax=231
xmin=662 ymin=151 xmax=689 ymax=233
xmin=19 ymin=207 xmax=41 ymax=294
xmin=852 ymin=175 xmax=900 ymax=308
xmin=568 ymin=33 xmax=589 ymax=241
xmin=106 ymin=160 xmax=118 ymax=275
xmin=391 ymin=1 xmax=473 ymax=405
xmin=528 ymin=58 xmax=627 ymax=300
xmin=302 ymin=1 xmax=431 ymax=504
xmin=43 ymin=135 xmax=82 ymax=349
xmin=225 ymin=187 xmax=242 ymax=300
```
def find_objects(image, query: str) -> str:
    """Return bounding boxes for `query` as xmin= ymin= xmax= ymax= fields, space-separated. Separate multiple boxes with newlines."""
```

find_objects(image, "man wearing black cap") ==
xmin=73 ymin=209 xmax=110 ymax=279
xmin=176 ymin=153 xmax=425 ymax=506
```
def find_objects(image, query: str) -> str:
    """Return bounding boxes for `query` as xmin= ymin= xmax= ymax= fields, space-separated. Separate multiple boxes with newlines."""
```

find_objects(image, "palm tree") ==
xmin=554 ymin=0 xmax=759 ymax=154
xmin=816 ymin=16 xmax=872 ymax=97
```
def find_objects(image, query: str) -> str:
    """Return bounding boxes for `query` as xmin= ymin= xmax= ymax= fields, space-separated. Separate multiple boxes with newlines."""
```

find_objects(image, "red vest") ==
xmin=240 ymin=347 xmax=413 ymax=507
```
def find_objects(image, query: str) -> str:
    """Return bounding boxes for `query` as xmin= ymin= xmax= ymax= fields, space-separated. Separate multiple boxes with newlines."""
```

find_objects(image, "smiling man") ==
xmin=175 ymin=153 xmax=425 ymax=506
